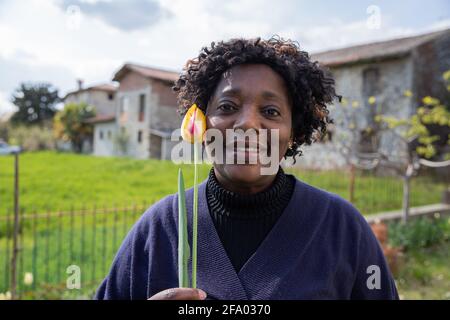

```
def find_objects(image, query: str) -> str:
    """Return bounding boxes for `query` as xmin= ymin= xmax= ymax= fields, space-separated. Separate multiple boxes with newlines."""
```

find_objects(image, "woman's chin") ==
xmin=222 ymin=163 xmax=262 ymax=183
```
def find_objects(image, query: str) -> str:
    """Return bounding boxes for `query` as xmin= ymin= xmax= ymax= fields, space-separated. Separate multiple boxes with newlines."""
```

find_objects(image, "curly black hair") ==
xmin=173 ymin=36 xmax=338 ymax=161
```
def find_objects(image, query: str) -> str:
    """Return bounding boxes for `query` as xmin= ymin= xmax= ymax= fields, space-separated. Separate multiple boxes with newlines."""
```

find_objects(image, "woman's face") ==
xmin=205 ymin=63 xmax=293 ymax=193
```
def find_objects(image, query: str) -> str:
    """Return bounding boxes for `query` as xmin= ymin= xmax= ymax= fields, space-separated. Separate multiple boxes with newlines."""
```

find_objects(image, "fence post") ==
xmin=349 ymin=164 xmax=356 ymax=203
xmin=4 ymin=208 xmax=11 ymax=293
xmin=402 ymin=163 xmax=414 ymax=223
xmin=91 ymin=205 xmax=97 ymax=284
xmin=10 ymin=152 xmax=19 ymax=300
xmin=32 ymin=208 xmax=38 ymax=291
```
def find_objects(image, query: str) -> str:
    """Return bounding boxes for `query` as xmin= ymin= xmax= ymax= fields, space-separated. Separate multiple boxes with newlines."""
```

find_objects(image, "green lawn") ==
xmin=0 ymin=151 xmax=446 ymax=215
xmin=395 ymin=240 xmax=450 ymax=300
xmin=0 ymin=151 xmax=212 ymax=215
xmin=0 ymin=209 xmax=141 ymax=298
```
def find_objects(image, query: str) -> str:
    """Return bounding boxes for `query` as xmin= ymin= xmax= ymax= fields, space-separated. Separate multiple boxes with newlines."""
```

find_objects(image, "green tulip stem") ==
xmin=192 ymin=141 xmax=199 ymax=288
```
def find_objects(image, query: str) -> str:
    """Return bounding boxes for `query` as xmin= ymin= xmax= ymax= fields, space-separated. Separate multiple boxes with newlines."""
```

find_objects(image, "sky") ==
xmin=0 ymin=0 xmax=449 ymax=114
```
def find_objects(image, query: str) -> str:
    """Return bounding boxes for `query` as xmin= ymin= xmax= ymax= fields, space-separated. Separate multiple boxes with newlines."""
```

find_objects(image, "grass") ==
xmin=387 ymin=216 xmax=450 ymax=300
xmin=395 ymin=240 xmax=450 ymax=300
xmin=0 ymin=207 xmax=142 ymax=296
xmin=0 ymin=151 xmax=446 ymax=215
xmin=0 ymin=151 xmax=212 ymax=215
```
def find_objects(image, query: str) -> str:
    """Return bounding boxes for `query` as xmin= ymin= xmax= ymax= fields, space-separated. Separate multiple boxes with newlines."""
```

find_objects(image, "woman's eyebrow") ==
xmin=261 ymin=90 xmax=284 ymax=102
xmin=220 ymin=88 xmax=283 ymax=101
xmin=219 ymin=87 xmax=241 ymax=97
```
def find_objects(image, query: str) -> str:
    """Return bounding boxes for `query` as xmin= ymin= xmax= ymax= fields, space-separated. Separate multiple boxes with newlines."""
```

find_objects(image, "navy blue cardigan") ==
xmin=95 ymin=175 xmax=399 ymax=300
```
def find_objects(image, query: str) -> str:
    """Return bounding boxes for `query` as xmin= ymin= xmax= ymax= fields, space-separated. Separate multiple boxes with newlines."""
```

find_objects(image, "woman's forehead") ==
xmin=214 ymin=64 xmax=289 ymax=101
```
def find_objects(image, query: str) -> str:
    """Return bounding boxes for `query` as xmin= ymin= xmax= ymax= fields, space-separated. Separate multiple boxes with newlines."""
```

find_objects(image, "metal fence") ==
xmin=0 ymin=203 xmax=150 ymax=299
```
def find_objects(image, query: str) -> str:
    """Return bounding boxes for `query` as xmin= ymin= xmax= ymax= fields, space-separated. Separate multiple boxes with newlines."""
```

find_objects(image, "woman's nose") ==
xmin=233 ymin=106 xmax=260 ymax=131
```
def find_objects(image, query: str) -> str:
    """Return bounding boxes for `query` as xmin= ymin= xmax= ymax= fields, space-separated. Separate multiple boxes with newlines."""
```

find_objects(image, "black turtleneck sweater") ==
xmin=206 ymin=166 xmax=295 ymax=273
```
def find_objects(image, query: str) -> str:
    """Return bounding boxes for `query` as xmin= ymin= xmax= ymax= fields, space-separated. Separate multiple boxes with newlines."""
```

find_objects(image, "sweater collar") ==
xmin=206 ymin=166 xmax=294 ymax=219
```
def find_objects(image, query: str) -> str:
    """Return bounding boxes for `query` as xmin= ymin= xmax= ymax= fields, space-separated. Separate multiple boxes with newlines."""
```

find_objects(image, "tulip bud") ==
xmin=181 ymin=104 xmax=206 ymax=144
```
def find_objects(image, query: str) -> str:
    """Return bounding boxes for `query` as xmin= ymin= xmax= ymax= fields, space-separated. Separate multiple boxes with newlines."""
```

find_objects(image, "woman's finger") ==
xmin=148 ymin=288 xmax=207 ymax=300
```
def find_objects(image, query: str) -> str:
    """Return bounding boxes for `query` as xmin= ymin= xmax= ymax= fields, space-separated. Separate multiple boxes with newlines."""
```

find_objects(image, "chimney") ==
xmin=77 ymin=79 xmax=84 ymax=90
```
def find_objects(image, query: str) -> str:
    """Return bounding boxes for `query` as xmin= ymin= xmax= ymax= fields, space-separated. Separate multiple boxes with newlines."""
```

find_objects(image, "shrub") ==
xmin=388 ymin=215 xmax=450 ymax=250
xmin=8 ymin=124 xmax=56 ymax=151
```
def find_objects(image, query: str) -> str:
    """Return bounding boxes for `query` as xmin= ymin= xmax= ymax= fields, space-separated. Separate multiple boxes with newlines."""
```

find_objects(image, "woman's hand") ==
xmin=148 ymin=288 xmax=207 ymax=300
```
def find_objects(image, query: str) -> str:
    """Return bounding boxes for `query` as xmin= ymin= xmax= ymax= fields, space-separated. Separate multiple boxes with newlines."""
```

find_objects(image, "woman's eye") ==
xmin=263 ymin=107 xmax=281 ymax=117
xmin=218 ymin=103 xmax=237 ymax=112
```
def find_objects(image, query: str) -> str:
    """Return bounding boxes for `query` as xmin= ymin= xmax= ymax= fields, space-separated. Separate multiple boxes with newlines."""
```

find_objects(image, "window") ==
xmin=362 ymin=67 xmax=380 ymax=120
xmin=362 ymin=67 xmax=380 ymax=97
xmin=107 ymin=130 xmax=112 ymax=139
xmin=137 ymin=130 xmax=143 ymax=143
xmin=361 ymin=67 xmax=381 ymax=152
xmin=120 ymin=96 xmax=129 ymax=114
xmin=120 ymin=96 xmax=129 ymax=122
xmin=108 ymin=93 xmax=114 ymax=100
xmin=99 ymin=130 xmax=104 ymax=140
xmin=138 ymin=94 xmax=145 ymax=122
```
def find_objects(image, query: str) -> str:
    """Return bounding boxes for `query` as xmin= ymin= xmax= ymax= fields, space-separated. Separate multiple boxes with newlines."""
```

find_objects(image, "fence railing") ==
xmin=0 ymin=203 xmax=151 ymax=299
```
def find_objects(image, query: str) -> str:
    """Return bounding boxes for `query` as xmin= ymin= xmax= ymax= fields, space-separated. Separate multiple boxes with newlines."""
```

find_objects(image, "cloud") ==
xmin=58 ymin=0 xmax=172 ymax=31
xmin=0 ymin=53 xmax=76 ymax=113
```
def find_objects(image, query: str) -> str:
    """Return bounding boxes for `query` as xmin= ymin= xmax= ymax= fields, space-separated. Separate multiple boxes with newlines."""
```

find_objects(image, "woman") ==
xmin=95 ymin=37 xmax=399 ymax=300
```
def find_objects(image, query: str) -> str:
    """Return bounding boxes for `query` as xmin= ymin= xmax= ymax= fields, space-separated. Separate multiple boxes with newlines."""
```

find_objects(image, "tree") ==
xmin=53 ymin=102 xmax=96 ymax=153
xmin=360 ymin=72 xmax=450 ymax=221
xmin=331 ymin=71 xmax=450 ymax=221
xmin=10 ymin=83 xmax=60 ymax=125
xmin=330 ymin=96 xmax=386 ymax=202
xmin=113 ymin=128 xmax=130 ymax=156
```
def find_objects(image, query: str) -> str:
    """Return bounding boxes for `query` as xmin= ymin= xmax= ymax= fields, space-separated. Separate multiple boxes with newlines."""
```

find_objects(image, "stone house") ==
xmin=63 ymin=81 xmax=118 ymax=153
xmin=64 ymin=80 xmax=117 ymax=115
xmin=293 ymin=28 xmax=450 ymax=170
xmin=86 ymin=63 xmax=181 ymax=159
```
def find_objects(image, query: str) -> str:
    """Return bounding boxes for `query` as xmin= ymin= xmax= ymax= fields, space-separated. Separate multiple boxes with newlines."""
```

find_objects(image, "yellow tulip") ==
xmin=368 ymin=96 xmax=376 ymax=105
xmin=179 ymin=103 xmax=205 ymax=289
xmin=181 ymin=104 xmax=206 ymax=144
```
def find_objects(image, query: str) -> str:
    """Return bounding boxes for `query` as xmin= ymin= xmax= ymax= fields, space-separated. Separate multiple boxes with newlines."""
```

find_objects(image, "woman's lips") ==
xmin=233 ymin=148 xmax=259 ymax=162
xmin=223 ymin=141 xmax=269 ymax=164
xmin=225 ymin=140 xmax=268 ymax=152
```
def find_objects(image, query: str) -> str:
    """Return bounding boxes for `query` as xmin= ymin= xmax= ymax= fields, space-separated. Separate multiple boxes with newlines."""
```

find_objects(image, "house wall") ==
xmin=115 ymin=73 xmax=179 ymax=159
xmin=412 ymin=33 xmax=450 ymax=105
xmin=64 ymin=89 xmax=116 ymax=155
xmin=65 ymin=90 xmax=116 ymax=116
xmin=161 ymin=138 xmax=181 ymax=161
xmin=147 ymin=80 xmax=181 ymax=160
xmin=411 ymin=34 xmax=450 ymax=160
xmin=116 ymin=72 xmax=181 ymax=159
xmin=149 ymin=79 xmax=180 ymax=131
xmin=116 ymin=73 xmax=152 ymax=159
xmin=93 ymin=121 xmax=116 ymax=156
xmin=292 ymin=56 xmax=415 ymax=169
